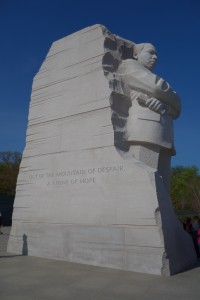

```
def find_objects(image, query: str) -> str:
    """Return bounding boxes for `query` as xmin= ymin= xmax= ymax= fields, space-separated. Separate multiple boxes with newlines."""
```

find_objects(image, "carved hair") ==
xmin=133 ymin=43 xmax=155 ymax=57
xmin=133 ymin=43 xmax=146 ymax=55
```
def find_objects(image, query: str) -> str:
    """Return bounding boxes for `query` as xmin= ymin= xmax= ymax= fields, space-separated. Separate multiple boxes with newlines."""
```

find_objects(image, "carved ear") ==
xmin=133 ymin=53 xmax=138 ymax=60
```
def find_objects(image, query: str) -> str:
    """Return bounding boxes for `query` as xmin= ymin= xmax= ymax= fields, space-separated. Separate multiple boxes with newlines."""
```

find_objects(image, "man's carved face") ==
xmin=135 ymin=44 xmax=157 ymax=70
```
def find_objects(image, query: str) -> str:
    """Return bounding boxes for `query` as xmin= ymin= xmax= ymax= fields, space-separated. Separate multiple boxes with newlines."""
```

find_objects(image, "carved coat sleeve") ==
xmin=117 ymin=60 xmax=181 ymax=118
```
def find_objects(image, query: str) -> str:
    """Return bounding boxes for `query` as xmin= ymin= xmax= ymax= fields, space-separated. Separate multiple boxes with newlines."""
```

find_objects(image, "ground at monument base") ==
xmin=1 ymin=227 xmax=200 ymax=300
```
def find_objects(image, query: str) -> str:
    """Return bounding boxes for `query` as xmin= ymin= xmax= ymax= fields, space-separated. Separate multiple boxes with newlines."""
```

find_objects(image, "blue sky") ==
xmin=0 ymin=0 xmax=199 ymax=168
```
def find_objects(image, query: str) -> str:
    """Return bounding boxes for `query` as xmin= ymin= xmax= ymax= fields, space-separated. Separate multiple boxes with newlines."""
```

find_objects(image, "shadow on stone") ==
xmin=22 ymin=234 xmax=28 ymax=256
xmin=0 ymin=255 xmax=22 ymax=258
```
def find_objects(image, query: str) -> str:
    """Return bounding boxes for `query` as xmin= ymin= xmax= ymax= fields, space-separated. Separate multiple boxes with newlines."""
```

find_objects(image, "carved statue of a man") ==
xmin=117 ymin=43 xmax=181 ymax=191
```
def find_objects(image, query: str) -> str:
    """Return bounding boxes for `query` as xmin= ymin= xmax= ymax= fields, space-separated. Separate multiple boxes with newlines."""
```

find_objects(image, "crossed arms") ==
xmin=117 ymin=59 xmax=181 ymax=119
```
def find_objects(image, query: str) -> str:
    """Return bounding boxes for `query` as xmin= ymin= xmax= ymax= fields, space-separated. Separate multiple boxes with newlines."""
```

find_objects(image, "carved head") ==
xmin=133 ymin=43 xmax=157 ymax=70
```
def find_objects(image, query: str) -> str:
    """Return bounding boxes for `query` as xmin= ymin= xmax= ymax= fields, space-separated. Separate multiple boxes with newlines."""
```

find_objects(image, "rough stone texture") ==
xmin=8 ymin=25 xmax=197 ymax=275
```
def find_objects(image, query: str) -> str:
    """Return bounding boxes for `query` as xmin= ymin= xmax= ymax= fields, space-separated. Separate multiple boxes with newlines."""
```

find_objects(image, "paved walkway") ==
xmin=0 ymin=227 xmax=200 ymax=300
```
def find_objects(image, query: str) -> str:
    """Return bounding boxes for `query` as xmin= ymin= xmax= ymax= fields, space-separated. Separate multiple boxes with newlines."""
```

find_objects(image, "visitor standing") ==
xmin=0 ymin=209 xmax=3 ymax=234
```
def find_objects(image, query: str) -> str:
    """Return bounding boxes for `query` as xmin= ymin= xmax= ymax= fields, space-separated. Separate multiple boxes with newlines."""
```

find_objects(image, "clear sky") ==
xmin=0 ymin=0 xmax=199 ymax=168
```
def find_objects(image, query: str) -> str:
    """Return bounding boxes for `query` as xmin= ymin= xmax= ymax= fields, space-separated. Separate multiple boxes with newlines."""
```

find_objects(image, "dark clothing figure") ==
xmin=0 ymin=210 xmax=3 ymax=234
xmin=183 ymin=217 xmax=200 ymax=258
xmin=183 ymin=218 xmax=192 ymax=234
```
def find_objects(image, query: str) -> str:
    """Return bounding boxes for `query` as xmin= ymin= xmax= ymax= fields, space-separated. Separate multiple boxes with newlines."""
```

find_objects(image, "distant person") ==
xmin=197 ymin=228 xmax=200 ymax=256
xmin=183 ymin=217 xmax=192 ymax=234
xmin=183 ymin=217 xmax=200 ymax=258
xmin=0 ymin=209 xmax=3 ymax=234
xmin=192 ymin=216 xmax=200 ymax=258
xmin=192 ymin=216 xmax=200 ymax=232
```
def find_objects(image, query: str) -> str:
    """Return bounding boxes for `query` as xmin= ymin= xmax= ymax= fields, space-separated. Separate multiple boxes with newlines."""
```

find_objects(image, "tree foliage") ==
xmin=0 ymin=151 xmax=22 ymax=195
xmin=170 ymin=166 xmax=200 ymax=211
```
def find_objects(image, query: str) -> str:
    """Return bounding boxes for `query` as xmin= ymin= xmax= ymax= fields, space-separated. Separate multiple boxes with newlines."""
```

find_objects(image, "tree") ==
xmin=170 ymin=166 xmax=200 ymax=211
xmin=0 ymin=151 xmax=22 ymax=195
xmin=189 ymin=175 xmax=200 ymax=211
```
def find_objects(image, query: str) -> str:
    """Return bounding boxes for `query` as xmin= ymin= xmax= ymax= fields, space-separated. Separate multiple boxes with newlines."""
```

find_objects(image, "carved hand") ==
xmin=138 ymin=95 xmax=166 ymax=115
xmin=145 ymin=98 xmax=166 ymax=114
xmin=142 ymin=97 xmax=178 ymax=117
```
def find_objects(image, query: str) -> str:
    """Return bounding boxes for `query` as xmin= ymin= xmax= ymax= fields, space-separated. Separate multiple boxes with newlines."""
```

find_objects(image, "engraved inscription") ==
xmin=28 ymin=165 xmax=125 ymax=188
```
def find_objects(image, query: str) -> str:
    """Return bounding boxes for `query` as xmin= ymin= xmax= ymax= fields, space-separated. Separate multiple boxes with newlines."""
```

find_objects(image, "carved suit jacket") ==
xmin=116 ymin=59 xmax=181 ymax=154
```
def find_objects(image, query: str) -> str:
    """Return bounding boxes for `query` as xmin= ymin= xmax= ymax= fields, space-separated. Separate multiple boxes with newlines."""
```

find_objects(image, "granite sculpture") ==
xmin=8 ymin=25 xmax=197 ymax=275
xmin=115 ymin=43 xmax=180 ymax=192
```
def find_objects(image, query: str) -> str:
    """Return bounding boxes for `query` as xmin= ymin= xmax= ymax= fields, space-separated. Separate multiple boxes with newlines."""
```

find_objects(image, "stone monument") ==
xmin=8 ymin=25 xmax=197 ymax=275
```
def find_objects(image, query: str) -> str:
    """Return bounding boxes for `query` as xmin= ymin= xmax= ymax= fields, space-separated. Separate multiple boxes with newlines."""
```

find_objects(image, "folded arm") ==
xmin=137 ymin=94 xmax=178 ymax=118
xmin=118 ymin=60 xmax=181 ymax=118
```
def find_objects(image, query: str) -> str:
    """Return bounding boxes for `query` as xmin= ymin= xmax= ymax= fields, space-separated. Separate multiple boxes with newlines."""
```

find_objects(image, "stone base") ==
xmin=8 ymin=147 xmax=197 ymax=275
